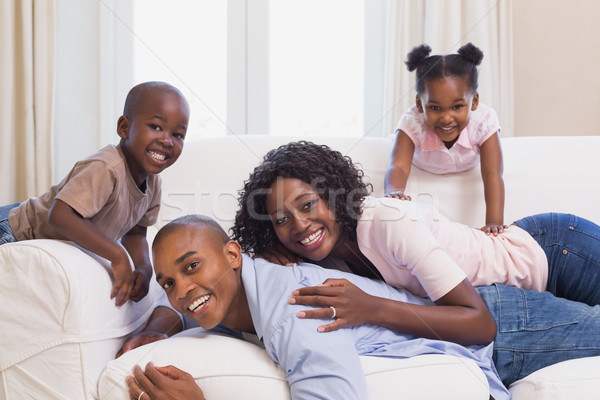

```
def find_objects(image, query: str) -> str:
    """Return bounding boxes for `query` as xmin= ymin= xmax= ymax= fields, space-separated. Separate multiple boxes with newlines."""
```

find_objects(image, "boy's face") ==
xmin=416 ymin=76 xmax=478 ymax=146
xmin=117 ymin=88 xmax=189 ymax=186
xmin=153 ymin=226 xmax=244 ymax=330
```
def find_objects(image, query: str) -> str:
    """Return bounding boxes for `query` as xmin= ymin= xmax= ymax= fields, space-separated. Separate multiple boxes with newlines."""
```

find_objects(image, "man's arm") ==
xmin=269 ymin=312 xmax=367 ymax=399
xmin=116 ymin=305 xmax=183 ymax=357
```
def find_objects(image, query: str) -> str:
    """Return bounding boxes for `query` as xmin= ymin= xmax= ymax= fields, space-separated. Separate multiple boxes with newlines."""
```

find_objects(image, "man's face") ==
xmin=153 ymin=226 xmax=242 ymax=330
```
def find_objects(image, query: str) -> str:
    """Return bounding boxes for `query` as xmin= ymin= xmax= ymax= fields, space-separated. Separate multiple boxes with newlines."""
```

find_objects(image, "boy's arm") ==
xmin=121 ymin=224 xmax=153 ymax=302
xmin=48 ymin=199 xmax=133 ymax=306
xmin=384 ymin=130 xmax=415 ymax=199
xmin=479 ymin=133 xmax=505 ymax=235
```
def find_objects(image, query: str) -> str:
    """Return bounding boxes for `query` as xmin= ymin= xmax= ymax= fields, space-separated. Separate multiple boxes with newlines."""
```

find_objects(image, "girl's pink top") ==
xmin=397 ymin=103 xmax=500 ymax=174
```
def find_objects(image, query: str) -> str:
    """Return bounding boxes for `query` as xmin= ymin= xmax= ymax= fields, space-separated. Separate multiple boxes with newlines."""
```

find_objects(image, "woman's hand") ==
xmin=256 ymin=243 xmax=302 ymax=266
xmin=126 ymin=363 xmax=206 ymax=400
xmin=288 ymin=278 xmax=378 ymax=332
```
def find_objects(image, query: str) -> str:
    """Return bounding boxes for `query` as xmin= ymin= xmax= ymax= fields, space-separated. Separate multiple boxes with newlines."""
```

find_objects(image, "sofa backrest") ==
xmin=154 ymin=135 xmax=600 ymax=238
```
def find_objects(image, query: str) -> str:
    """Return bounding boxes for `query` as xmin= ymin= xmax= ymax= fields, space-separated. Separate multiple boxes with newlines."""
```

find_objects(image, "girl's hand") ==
xmin=384 ymin=191 xmax=412 ymax=201
xmin=288 ymin=278 xmax=378 ymax=332
xmin=480 ymin=223 xmax=507 ymax=236
xmin=256 ymin=243 xmax=302 ymax=266
xmin=126 ymin=363 xmax=206 ymax=400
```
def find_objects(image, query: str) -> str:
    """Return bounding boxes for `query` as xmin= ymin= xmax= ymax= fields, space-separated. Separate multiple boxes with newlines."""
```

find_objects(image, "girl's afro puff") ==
xmin=457 ymin=42 xmax=484 ymax=66
xmin=405 ymin=44 xmax=432 ymax=72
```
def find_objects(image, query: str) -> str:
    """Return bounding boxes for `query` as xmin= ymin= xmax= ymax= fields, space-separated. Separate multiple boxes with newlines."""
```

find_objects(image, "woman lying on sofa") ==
xmin=230 ymin=140 xmax=600 ymax=387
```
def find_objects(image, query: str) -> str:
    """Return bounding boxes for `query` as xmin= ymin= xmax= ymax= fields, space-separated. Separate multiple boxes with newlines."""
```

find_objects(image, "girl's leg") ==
xmin=0 ymin=203 xmax=19 ymax=245
xmin=477 ymin=284 xmax=600 ymax=387
xmin=514 ymin=213 xmax=600 ymax=305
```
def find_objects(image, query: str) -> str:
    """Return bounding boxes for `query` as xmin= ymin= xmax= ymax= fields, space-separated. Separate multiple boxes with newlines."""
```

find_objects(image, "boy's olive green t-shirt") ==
xmin=9 ymin=145 xmax=161 ymax=241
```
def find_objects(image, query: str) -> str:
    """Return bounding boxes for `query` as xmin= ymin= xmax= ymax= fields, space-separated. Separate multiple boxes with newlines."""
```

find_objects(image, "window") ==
xmin=131 ymin=0 xmax=384 ymax=140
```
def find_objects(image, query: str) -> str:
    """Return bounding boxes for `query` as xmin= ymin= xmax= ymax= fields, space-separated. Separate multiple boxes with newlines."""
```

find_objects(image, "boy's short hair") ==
xmin=123 ymin=81 xmax=186 ymax=119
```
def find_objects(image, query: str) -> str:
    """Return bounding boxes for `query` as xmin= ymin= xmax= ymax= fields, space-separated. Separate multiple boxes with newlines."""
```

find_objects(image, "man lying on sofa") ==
xmin=122 ymin=214 xmax=508 ymax=399
xmin=122 ymin=214 xmax=600 ymax=400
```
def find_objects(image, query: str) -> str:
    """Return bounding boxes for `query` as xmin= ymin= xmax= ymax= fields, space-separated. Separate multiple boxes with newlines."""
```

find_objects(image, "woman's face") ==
xmin=265 ymin=177 xmax=341 ymax=261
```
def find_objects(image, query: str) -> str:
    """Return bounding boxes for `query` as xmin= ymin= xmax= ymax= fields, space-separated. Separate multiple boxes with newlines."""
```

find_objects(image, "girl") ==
xmin=232 ymin=141 xmax=600 ymax=340
xmin=385 ymin=43 xmax=504 ymax=235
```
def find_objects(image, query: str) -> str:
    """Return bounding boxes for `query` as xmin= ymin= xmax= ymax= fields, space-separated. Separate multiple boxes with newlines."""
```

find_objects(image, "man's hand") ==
xmin=126 ymin=363 xmax=206 ymax=400
xmin=116 ymin=332 xmax=169 ymax=358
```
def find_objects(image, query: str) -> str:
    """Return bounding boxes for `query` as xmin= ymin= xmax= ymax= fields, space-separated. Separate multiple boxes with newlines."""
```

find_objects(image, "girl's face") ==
xmin=265 ymin=177 xmax=341 ymax=261
xmin=416 ymin=76 xmax=479 ymax=146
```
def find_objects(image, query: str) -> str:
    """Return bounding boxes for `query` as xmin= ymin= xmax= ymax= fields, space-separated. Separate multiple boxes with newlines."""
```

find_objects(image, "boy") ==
xmin=0 ymin=81 xmax=189 ymax=306
xmin=124 ymin=214 xmax=508 ymax=399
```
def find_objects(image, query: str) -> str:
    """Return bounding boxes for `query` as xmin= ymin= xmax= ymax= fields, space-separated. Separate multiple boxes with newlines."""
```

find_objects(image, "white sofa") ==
xmin=1 ymin=135 xmax=599 ymax=400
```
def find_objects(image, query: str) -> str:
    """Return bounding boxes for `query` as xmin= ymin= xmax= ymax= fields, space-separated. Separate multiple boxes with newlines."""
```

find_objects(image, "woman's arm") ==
xmin=384 ymin=130 xmax=415 ymax=199
xmin=290 ymin=278 xmax=496 ymax=346
xmin=479 ymin=133 xmax=505 ymax=235
xmin=48 ymin=199 xmax=133 ymax=306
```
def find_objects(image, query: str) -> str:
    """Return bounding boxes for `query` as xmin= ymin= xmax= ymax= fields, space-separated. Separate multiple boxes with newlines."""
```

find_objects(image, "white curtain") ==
xmin=0 ymin=0 xmax=55 ymax=204
xmin=383 ymin=0 xmax=514 ymax=137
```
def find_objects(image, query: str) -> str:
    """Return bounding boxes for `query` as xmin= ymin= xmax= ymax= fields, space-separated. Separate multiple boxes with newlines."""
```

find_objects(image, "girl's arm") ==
xmin=384 ymin=130 xmax=415 ymax=199
xmin=479 ymin=132 xmax=505 ymax=235
xmin=48 ymin=199 xmax=134 ymax=306
xmin=290 ymin=278 xmax=496 ymax=346
xmin=121 ymin=224 xmax=153 ymax=302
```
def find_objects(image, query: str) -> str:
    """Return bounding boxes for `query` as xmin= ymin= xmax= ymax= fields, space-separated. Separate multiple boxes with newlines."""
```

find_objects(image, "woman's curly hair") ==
xmin=231 ymin=141 xmax=373 ymax=256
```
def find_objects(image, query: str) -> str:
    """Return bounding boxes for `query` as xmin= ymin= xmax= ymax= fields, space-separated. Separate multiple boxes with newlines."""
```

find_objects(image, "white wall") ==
xmin=513 ymin=0 xmax=600 ymax=137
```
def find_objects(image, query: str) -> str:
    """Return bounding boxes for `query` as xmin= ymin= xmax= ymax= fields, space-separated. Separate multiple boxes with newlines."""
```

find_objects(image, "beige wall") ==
xmin=513 ymin=1 xmax=600 ymax=137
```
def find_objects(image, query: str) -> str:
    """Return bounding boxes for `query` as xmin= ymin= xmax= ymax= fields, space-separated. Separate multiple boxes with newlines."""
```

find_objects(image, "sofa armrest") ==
xmin=0 ymin=239 xmax=167 ymax=399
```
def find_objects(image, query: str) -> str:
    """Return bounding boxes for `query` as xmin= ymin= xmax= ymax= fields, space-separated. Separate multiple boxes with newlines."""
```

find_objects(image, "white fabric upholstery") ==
xmin=99 ymin=328 xmax=489 ymax=400
xmin=2 ymin=135 xmax=599 ymax=399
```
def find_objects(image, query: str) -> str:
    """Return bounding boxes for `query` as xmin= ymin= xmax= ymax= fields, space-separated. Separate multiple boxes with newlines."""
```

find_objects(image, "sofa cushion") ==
xmin=98 ymin=327 xmax=490 ymax=399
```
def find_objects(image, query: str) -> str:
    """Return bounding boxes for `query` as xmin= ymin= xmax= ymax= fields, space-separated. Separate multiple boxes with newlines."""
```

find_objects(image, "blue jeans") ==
xmin=514 ymin=213 xmax=600 ymax=305
xmin=477 ymin=284 xmax=600 ymax=387
xmin=0 ymin=203 xmax=19 ymax=244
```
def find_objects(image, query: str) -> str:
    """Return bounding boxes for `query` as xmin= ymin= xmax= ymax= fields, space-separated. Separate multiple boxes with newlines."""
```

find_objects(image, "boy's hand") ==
xmin=130 ymin=264 xmax=153 ymax=302
xmin=384 ymin=191 xmax=411 ymax=201
xmin=480 ymin=223 xmax=506 ymax=236
xmin=111 ymin=257 xmax=134 ymax=306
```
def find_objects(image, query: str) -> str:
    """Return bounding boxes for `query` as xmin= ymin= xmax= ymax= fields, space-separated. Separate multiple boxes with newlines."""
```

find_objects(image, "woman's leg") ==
xmin=477 ymin=284 xmax=600 ymax=387
xmin=514 ymin=213 xmax=600 ymax=305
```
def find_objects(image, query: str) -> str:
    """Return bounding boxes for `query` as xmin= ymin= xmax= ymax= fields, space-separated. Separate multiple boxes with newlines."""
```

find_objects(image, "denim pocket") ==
xmin=482 ymin=284 xmax=585 ymax=333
